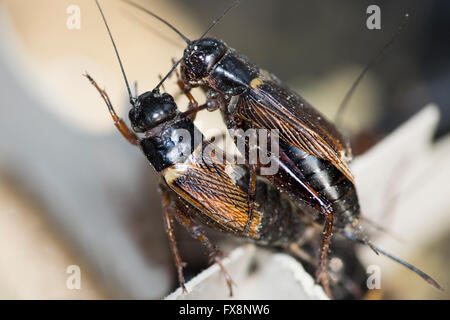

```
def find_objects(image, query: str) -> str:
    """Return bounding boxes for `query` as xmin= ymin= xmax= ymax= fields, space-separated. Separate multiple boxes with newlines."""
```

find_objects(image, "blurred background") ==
xmin=0 ymin=0 xmax=448 ymax=299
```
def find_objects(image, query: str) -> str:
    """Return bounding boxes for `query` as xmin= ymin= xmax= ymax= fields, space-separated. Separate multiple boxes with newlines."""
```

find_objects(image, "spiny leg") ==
xmin=275 ymin=149 xmax=334 ymax=295
xmin=162 ymin=67 xmax=210 ymax=119
xmin=84 ymin=73 xmax=139 ymax=146
xmin=315 ymin=212 xmax=334 ymax=298
xmin=172 ymin=201 xmax=234 ymax=296
xmin=291 ymin=241 xmax=363 ymax=299
xmin=161 ymin=188 xmax=187 ymax=293
xmin=173 ymin=62 xmax=221 ymax=121
xmin=291 ymin=232 xmax=333 ymax=298
xmin=179 ymin=102 xmax=211 ymax=121
xmin=171 ymin=58 xmax=200 ymax=120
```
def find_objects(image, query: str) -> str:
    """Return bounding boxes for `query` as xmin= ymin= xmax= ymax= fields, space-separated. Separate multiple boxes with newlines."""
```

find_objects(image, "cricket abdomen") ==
xmin=283 ymin=143 xmax=360 ymax=229
xmin=236 ymin=173 xmax=310 ymax=247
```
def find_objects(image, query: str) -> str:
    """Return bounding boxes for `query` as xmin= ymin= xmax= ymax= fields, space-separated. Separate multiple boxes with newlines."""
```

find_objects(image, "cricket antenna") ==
xmin=343 ymin=232 xmax=443 ymax=290
xmin=154 ymin=56 xmax=184 ymax=92
xmin=154 ymin=0 xmax=241 ymax=91
xmin=198 ymin=0 xmax=241 ymax=40
xmin=121 ymin=0 xmax=191 ymax=44
xmin=335 ymin=13 xmax=410 ymax=127
xmin=95 ymin=0 xmax=135 ymax=105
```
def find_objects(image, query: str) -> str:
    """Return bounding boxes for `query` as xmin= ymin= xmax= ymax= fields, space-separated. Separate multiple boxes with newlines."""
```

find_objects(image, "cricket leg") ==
xmin=161 ymin=188 xmax=188 ymax=293
xmin=172 ymin=203 xmax=234 ymax=297
xmin=171 ymin=58 xmax=200 ymax=121
xmin=315 ymin=212 xmax=334 ymax=298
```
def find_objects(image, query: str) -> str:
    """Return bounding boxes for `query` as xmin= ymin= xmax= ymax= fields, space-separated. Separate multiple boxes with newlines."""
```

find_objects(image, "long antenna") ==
xmin=121 ymin=0 xmax=191 ymax=43
xmin=334 ymin=13 xmax=410 ymax=127
xmin=198 ymin=0 xmax=241 ymax=40
xmin=155 ymin=0 xmax=241 ymax=91
xmin=343 ymin=232 xmax=442 ymax=290
xmin=154 ymin=56 xmax=184 ymax=91
xmin=123 ymin=0 xmax=241 ymax=91
xmin=95 ymin=0 xmax=135 ymax=105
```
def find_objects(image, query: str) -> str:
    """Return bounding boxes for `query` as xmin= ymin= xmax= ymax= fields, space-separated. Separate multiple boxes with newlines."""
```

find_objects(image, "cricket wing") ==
xmin=163 ymin=147 xmax=262 ymax=238
xmin=237 ymin=76 xmax=354 ymax=182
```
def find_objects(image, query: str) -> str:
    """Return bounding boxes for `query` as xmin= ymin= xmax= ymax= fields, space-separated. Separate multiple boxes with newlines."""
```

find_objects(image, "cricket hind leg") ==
xmin=171 ymin=199 xmax=235 ymax=297
xmin=291 ymin=232 xmax=367 ymax=299
xmin=287 ymin=216 xmax=334 ymax=298
xmin=315 ymin=212 xmax=334 ymax=298
xmin=161 ymin=187 xmax=188 ymax=293
xmin=275 ymin=147 xmax=335 ymax=296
